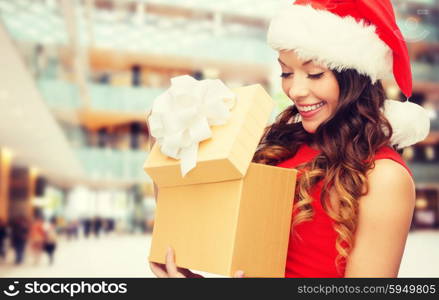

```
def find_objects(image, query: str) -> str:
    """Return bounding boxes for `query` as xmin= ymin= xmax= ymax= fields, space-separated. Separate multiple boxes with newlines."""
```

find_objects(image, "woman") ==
xmin=150 ymin=0 xmax=429 ymax=278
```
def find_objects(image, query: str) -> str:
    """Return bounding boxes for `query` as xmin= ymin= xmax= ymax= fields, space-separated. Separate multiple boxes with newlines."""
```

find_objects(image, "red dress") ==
xmin=277 ymin=143 xmax=413 ymax=278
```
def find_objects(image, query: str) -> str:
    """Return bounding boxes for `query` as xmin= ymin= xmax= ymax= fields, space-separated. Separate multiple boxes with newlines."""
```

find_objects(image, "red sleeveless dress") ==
xmin=277 ymin=143 xmax=412 ymax=278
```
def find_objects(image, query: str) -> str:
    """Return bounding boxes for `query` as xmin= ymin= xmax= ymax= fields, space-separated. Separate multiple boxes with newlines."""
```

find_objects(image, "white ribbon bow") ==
xmin=148 ymin=75 xmax=236 ymax=177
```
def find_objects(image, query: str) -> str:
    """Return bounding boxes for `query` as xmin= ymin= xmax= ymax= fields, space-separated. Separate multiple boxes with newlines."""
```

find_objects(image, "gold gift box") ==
xmin=144 ymin=84 xmax=297 ymax=277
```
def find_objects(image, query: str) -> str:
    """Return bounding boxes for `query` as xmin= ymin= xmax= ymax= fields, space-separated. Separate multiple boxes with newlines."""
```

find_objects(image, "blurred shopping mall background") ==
xmin=0 ymin=0 xmax=438 ymax=278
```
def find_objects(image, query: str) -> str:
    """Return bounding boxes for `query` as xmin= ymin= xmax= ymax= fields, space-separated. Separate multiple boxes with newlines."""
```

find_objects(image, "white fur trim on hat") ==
xmin=267 ymin=4 xmax=393 ymax=82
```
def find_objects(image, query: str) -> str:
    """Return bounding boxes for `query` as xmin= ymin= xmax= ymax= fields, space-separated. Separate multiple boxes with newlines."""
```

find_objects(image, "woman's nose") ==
xmin=287 ymin=79 xmax=310 ymax=100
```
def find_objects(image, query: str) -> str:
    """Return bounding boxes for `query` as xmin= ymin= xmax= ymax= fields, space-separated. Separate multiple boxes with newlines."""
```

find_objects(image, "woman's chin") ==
xmin=302 ymin=116 xmax=327 ymax=134
xmin=302 ymin=122 xmax=318 ymax=134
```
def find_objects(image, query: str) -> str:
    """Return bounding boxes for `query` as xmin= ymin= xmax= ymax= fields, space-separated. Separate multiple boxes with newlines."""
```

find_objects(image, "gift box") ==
xmin=144 ymin=83 xmax=297 ymax=277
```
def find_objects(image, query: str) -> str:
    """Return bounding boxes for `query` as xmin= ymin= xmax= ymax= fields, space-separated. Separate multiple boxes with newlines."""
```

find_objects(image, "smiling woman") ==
xmin=149 ymin=0 xmax=430 ymax=279
xmin=253 ymin=50 xmax=401 ymax=276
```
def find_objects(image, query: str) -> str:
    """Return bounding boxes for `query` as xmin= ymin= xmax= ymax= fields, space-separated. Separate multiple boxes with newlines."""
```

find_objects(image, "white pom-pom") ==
xmin=383 ymin=99 xmax=430 ymax=149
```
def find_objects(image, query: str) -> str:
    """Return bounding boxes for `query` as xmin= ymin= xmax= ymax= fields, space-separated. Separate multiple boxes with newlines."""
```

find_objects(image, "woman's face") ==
xmin=279 ymin=50 xmax=340 ymax=134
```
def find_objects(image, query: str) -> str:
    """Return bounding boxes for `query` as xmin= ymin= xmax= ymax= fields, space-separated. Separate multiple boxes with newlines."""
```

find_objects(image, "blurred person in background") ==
xmin=29 ymin=215 xmax=45 ymax=265
xmin=72 ymin=219 xmax=80 ymax=239
xmin=93 ymin=217 xmax=102 ymax=238
xmin=82 ymin=218 xmax=92 ymax=238
xmin=56 ymin=216 xmax=66 ymax=234
xmin=106 ymin=218 xmax=115 ymax=234
xmin=0 ymin=218 xmax=7 ymax=262
xmin=43 ymin=217 xmax=58 ymax=265
xmin=66 ymin=220 xmax=79 ymax=240
xmin=9 ymin=216 xmax=29 ymax=265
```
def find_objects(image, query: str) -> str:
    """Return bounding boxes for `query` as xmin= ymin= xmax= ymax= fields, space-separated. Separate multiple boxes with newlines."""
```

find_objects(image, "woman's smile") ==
xmin=296 ymin=101 xmax=327 ymax=119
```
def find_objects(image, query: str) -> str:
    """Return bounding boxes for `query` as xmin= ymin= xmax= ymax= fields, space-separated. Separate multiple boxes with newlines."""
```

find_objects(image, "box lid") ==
xmin=144 ymin=84 xmax=274 ymax=187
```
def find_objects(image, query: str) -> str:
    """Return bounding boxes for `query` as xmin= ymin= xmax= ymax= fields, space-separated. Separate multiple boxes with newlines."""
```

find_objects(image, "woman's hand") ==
xmin=149 ymin=247 xmax=245 ymax=278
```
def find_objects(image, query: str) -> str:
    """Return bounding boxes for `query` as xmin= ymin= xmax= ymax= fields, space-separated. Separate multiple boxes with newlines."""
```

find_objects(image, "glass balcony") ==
xmin=38 ymin=78 xmax=161 ymax=112
xmin=89 ymin=84 xmax=163 ymax=112
xmin=38 ymin=78 xmax=81 ymax=110
xmin=0 ymin=0 xmax=273 ymax=65
xmin=76 ymin=147 xmax=151 ymax=183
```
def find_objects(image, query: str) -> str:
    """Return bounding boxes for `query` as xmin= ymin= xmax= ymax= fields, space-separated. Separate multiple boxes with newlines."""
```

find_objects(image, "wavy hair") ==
xmin=252 ymin=69 xmax=393 ymax=273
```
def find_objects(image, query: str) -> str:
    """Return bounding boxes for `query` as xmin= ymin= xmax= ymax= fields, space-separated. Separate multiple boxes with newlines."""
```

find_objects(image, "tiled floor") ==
xmin=0 ymin=230 xmax=438 ymax=278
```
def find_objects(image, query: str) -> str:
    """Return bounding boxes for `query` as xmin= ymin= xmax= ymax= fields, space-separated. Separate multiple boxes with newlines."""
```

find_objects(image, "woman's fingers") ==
xmin=150 ymin=247 xmax=219 ymax=278
xmin=149 ymin=262 xmax=168 ymax=278
xmin=234 ymin=270 xmax=245 ymax=278
xmin=165 ymin=247 xmax=185 ymax=278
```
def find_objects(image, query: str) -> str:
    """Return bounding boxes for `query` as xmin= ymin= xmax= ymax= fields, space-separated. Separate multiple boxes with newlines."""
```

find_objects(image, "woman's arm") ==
xmin=344 ymin=159 xmax=415 ymax=277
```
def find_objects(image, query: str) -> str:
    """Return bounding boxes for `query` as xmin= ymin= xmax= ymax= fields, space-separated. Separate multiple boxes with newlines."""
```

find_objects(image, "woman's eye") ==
xmin=280 ymin=72 xmax=293 ymax=78
xmin=308 ymin=72 xmax=324 ymax=79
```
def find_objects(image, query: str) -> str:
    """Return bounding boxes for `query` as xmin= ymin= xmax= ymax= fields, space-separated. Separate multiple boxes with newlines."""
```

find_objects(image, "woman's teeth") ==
xmin=297 ymin=101 xmax=325 ymax=112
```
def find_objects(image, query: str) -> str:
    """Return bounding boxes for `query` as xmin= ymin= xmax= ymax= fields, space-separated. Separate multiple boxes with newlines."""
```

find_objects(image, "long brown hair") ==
xmin=253 ymin=69 xmax=393 ymax=272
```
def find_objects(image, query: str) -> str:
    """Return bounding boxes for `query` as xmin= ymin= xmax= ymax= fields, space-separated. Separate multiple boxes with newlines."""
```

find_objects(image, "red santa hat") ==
xmin=267 ymin=0 xmax=430 ymax=148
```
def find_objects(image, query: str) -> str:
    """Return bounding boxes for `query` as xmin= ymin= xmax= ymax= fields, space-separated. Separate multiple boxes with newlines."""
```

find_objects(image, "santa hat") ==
xmin=267 ymin=0 xmax=430 ymax=149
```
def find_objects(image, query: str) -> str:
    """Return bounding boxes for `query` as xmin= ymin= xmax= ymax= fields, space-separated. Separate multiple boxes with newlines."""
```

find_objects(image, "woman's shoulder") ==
xmin=368 ymin=145 xmax=414 ymax=201
xmin=369 ymin=158 xmax=412 ymax=183
xmin=367 ymin=148 xmax=415 ymax=204
xmin=373 ymin=145 xmax=413 ymax=178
